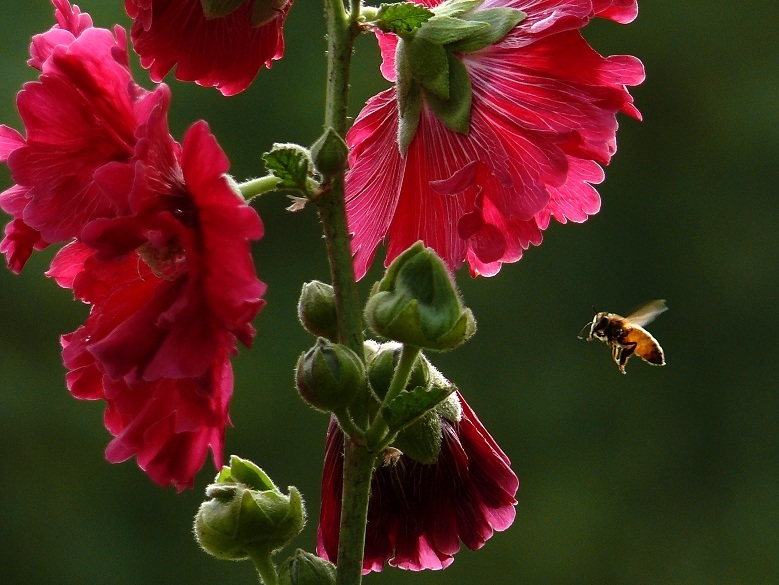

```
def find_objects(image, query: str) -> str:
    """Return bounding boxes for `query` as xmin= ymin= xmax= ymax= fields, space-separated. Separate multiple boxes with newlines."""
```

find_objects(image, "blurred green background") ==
xmin=1 ymin=1 xmax=776 ymax=584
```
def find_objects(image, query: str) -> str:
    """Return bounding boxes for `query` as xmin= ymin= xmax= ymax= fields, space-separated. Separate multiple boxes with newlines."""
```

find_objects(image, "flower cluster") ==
xmin=0 ymin=0 xmax=265 ymax=489
xmin=346 ymin=0 xmax=645 ymax=277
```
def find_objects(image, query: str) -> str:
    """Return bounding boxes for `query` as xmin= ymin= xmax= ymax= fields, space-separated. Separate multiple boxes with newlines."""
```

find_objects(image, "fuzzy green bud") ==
xmin=194 ymin=456 xmax=305 ymax=561
xmin=278 ymin=549 xmax=336 ymax=585
xmin=311 ymin=127 xmax=348 ymax=178
xmin=367 ymin=342 xmax=430 ymax=400
xmin=365 ymin=242 xmax=476 ymax=350
xmin=298 ymin=281 xmax=338 ymax=342
xmin=296 ymin=338 xmax=366 ymax=413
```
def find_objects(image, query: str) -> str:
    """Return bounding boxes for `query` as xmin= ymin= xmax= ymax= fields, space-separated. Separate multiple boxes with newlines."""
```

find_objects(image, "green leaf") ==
xmin=200 ymin=0 xmax=244 ymax=19
xmin=382 ymin=384 xmax=455 ymax=433
xmin=263 ymin=143 xmax=313 ymax=192
xmin=448 ymin=8 xmax=527 ymax=53
xmin=416 ymin=15 xmax=490 ymax=46
xmin=375 ymin=2 xmax=434 ymax=36
xmin=424 ymin=53 xmax=472 ymax=135
xmin=432 ymin=0 xmax=483 ymax=19
xmin=408 ymin=36 xmax=450 ymax=100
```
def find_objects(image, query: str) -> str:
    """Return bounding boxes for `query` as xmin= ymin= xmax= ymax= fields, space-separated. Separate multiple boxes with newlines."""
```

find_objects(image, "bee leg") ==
xmin=617 ymin=342 xmax=637 ymax=374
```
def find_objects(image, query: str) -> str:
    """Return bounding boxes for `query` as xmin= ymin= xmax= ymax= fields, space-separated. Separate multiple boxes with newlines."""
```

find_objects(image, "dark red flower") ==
xmin=345 ymin=0 xmax=645 ymax=278
xmin=0 ymin=0 xmax=168 ymax=272
xmin=47 ymin=118 xmax=265 ymax=489
xmin=125 ymin=0 xmax=294 ymax=96
xmin=317 ymin=392 xmax=518 ymax=572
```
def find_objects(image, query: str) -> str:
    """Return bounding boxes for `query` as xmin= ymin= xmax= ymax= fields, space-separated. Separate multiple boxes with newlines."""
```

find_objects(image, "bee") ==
xmin=579 ymin=299 xmax=668 ymax=374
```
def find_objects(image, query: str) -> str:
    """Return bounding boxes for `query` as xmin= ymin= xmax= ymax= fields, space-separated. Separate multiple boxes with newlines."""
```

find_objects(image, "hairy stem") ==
xmin=318 ymin=2 xmax=373 ymax=585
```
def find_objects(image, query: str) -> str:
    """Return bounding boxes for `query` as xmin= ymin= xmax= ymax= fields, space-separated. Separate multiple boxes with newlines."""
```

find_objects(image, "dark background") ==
xmin=1 ymin=1 xmax=776 ymax=584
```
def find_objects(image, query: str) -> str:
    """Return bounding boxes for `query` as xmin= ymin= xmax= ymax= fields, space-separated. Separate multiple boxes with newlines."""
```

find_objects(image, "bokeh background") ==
xmin=1 ymin=1 xmax=776 ymax=584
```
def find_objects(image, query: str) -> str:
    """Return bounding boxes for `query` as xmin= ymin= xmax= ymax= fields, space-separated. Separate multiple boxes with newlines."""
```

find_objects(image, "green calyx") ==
xmin=364 ymin=242 xmax=476 ymax=351
xmin=393 ymin=0 xmax=526 ymax=154
xmin=194 ymin=456 xmax=306 ymax=561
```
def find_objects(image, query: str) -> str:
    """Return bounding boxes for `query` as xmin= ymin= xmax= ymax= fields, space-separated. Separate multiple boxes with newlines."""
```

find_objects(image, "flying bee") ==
xmin=579 ymin=299 xmax=668 ymax=374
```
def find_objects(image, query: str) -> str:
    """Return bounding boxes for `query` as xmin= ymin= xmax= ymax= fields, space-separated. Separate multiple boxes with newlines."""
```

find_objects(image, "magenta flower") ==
xmin=0 ymin=0 xmax=168 ymax=273
xmin=48 ymin=119 xmax=266 ymax=489
xmin=0 ymin=0 xmax=266 ymax=488
xmin=346 ymin=0 xmax=645 ymax=278
xmin=125 ymin=0 xmax=294 ymax=96
xmin=317 ymin=392 xmax=518 ymax=572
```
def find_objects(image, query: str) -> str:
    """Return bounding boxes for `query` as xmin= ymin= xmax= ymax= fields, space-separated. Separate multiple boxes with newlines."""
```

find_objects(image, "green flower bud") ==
xmin=311 ymin=127 xmax=349 ymax=178
xmin=367 ymin=342 xmax=430 ymax=400
xmin=298 ymin=281 xmax=338 ymax=342
xmin=278 ymin=549 xmax=336 ymax=585
xmin=194 ymin=456 xmax=306 ymax=561
xmin=296 ymin=338 xmax=366 ymax=413
xmin=364 ymin=242 xmax=476 ymax=350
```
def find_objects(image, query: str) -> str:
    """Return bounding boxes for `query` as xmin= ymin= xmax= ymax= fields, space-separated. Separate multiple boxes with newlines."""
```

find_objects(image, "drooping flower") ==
xmin=317 ymin=391 xmax=518 ymax=572
xmin=0 ymin=0 xmax=168 ymax=273
xmin=48 ymin=118 xmax=266 ymax=489
xmin=125 ymin=0 xmax=294 ymax=96
xmin=346 ymin=0 xmax=645 ymax=278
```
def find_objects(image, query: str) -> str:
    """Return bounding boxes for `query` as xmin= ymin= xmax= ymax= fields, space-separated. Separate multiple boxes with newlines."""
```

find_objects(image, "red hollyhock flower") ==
xmin=346 ymin=0 xmax=645 ymax=278
xmin=125 ymin=0 xmax=294 ymax=96
xmin=0 ymin=0 xmax=168 ymax=272
xmin=46 ymin=117 xmax=266 ymax=489
xmin=317 ymin=392 xmax=518 ymax=572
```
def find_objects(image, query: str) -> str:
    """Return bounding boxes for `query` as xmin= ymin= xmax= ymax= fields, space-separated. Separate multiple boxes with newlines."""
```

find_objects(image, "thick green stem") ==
xmin=335 ymin=439 xmax=377 ymax=585
xmin=318 ymin=2 xmax=373 ymax=585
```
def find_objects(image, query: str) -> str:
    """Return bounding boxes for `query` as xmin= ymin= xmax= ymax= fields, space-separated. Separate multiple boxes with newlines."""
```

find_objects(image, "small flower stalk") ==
xmin=364 ymin=242 xmax=476 ymax=351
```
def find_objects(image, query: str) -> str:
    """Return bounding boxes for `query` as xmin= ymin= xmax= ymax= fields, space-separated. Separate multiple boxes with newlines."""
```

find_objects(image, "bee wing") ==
xmin=626 ymin=299 xmax=668 ymax=327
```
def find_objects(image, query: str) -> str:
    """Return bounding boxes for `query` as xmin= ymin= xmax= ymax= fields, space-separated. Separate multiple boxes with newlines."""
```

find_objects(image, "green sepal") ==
xmin=407 ymin=36 xmax=450 ymax=100
xmin=448 ymin=8 xmax=526 ymax=53
xmin=432 ymin=0 xmax=484 ymax=19
xmin=396 ymin=40 xmax=423 ymax=155
xmin=251 ymin=0 xmax=289 ymax=26
xmin=381 ymin=384 xmax=455 ymax=433
xmin=375 ymin=2 xmax=434 ymax=36
xmin=263 ymin=143 xmax=314 ymax=193
xmin=393 ymin=410 xmax=442 ymax=464
xmin=424 ymin=52 xmax=472 ymax=135
xmin=416 ymin=15 xmax=490 ymax=46
xmin=218 ymin=455 xmax=276 ymax=492
xmin=201 ymin=0 xmax=244 ymax=19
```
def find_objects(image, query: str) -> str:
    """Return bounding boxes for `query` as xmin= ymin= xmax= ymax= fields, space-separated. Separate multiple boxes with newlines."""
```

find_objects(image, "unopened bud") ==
xmin=278 ymin=549 xmax=336 ymax=585
xmin=194 ymin=456 xmax=305 ymax=560
xmin=298 ymin=281 xmax=338 ymax=342
xmin=364 ymin=242 xmax=476 ymax=350
xmin=367 ymin=342 xmax=430 ymax=400
xmin=311 ymin=127 xmax=348 ymax=178
xmin=296 ymin=339 xmax=366 ymax=413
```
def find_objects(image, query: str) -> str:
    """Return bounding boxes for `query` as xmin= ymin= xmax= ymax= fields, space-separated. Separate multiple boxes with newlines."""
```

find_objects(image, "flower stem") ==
xmin=366 ymin=344 xmax=422 ymax=447
xmin=248 ymin=549 xmax=279 ymax=585
xmin=236 ymin=175 xmax=281 ymax=200
xmin=318 ymin=2 xmax=373 ymax=585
